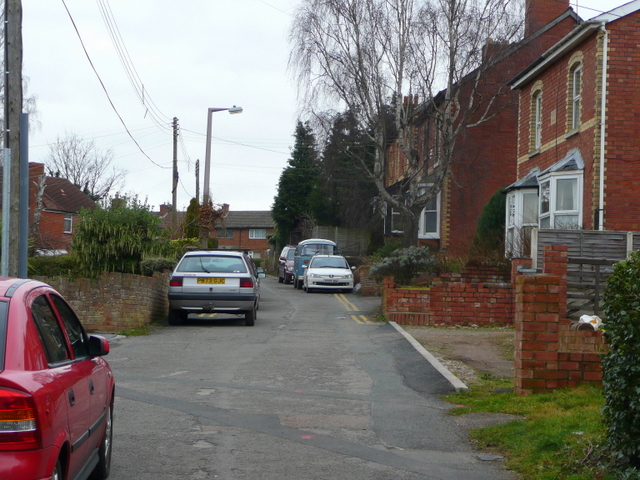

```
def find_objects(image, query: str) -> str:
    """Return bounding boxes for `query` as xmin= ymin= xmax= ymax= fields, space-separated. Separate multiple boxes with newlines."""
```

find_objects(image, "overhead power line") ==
xmin=60 ymin=0 xmax=169 ymax=169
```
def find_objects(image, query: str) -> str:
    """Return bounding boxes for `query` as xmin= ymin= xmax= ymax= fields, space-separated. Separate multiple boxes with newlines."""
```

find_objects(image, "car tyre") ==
xmin=306 ymin=286 xmax=314 ymax=294
xmin=167 ymin=309 xmax=186 ymax=326
xmin=52 ymin=460 xmax=63 ymax=480
xmin=245 ymin=304 xmax=256 ymax=326
xmin=343 ymin=288 xmax=353 ymax=294
xmin=89 ymin=404 xmax=113 ymax=480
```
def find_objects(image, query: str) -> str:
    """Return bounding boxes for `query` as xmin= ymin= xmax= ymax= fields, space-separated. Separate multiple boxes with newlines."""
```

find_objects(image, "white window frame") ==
xmin=249 ymin=228 xmax=266 ymax=239
xmin=538 ymin=172 xmax=583 ymax=229
xmin=390 ymin=208 xmax=404 ymax=234
xmin=570 ymin=64 xmax=582 ymax=131
xmin=505 ymin=189 xmax=538 ymax=257
xmin=63 ymin=214 xmax=73 ymax=234
xmin=418 ymin=193 xmax=440 ymax=239
xmin=533 ymin=91 xmax=543 ymax=150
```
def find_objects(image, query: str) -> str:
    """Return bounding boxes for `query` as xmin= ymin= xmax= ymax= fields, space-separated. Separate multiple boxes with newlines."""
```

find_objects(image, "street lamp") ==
xmin=200 ymin=106 xmax=243 ymax=248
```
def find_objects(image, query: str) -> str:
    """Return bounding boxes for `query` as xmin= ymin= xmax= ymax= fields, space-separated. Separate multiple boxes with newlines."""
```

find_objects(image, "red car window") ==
xmin=31 ymin=295 xmax=70 ymax=365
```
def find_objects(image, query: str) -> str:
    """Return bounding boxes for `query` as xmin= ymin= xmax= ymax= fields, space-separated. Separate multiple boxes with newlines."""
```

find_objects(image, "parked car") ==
xmin=167 ymin=249 xmax=266 ymax=326
xmin=302 ymin=254 xmax=355 ymax=293
xmin=277 ymin=245 xmax=295 ymax=284
xmin=0 ymin=277 xmax=114 ymax=480
xmin=292 ymin=239 xmax=339 ymax=290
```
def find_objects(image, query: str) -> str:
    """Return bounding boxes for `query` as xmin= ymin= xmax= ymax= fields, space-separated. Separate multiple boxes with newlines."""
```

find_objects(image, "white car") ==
xmin=302 ymin=255 xmax=355 ymax=293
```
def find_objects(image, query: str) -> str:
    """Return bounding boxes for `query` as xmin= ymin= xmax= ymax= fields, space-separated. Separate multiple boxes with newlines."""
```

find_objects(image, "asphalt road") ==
xmin=106 ymin=276 xmax=515 ymax=480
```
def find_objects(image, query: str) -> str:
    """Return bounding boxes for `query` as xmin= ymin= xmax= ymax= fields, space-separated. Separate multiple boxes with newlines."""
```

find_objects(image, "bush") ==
xmin=71 ymin=196 xmax=169 ymax=277
xmin=140 ymin=258 xmax=177 ymax=276
xmin=369 ymin=246 xmax=434 ymax=285
xmin=371 ymin=240 xmax=402 ymax=259
xmin=602 ymin=250 xmax=640 ymax=475
xmin=28 ymin=254 xmax=82 ymax=277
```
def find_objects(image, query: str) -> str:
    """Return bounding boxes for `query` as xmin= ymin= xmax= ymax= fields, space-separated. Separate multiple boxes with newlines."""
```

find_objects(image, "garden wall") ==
xmin=382 ymin=265 xmax=513 ymax=326
xmin=514 ymin=245 xmax=607 ymax=395
xmin=35 ymin=272 xmax=169 ymax=333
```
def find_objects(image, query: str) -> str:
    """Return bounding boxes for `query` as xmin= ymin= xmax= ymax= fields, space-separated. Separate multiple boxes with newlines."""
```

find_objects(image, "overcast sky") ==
xmin=22 ymin=0 xmax=624 ymax=213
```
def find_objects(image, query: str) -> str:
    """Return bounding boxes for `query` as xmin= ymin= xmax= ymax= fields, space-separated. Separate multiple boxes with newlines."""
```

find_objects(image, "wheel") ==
xmin=306 ymin=287 xmax=314 ymax=294
xmin=284 ymin=275 xmax=291 ymax=285
xmin=297 ymin=279 xmax=303 ymax=290
xmin=245 ymin=304 xmax=256 ymax=326
xmin=343 ymin=288 xmax=353 ymax=294
xmin=52 ymin=460 xmax=63 ymax=480
xmin=90 ymin=404 xmax=113 ymax=479
xmin=167 ymin=309 xmax=186 ymax=326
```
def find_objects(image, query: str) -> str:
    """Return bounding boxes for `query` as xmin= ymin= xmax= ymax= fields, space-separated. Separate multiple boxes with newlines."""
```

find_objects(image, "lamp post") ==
xmin=199 ymin=106 xmax=243 ymax=248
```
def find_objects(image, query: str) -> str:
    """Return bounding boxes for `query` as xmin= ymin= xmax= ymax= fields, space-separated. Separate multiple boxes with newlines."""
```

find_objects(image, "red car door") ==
xmin=29 ymin=292 xmax=94 ymax=479
xmin=50 ymin=294 xmax=110 ymax=447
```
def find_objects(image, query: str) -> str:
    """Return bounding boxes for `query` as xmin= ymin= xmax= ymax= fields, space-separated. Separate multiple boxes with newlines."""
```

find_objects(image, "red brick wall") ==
xmin=598 ymin=14 xmax=640 ymax=231
xmin=382 ymin=276 xmax=431 ymax=325
xmin=35 ymin=272 xmax=169 ymax=333
xmin=514 ymin=245 xmax=606 ymax=395
xmin=358 ymin=265 xmax=382 ymax=296
xmin=382 ymin=266 xmax=513 ymax=326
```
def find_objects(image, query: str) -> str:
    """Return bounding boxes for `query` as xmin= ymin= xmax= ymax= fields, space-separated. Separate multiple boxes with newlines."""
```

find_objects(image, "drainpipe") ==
xmin=598 ymin=23 xmax=609 ymax=231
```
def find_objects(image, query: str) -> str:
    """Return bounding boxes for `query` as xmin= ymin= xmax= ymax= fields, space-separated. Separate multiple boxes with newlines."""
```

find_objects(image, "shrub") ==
xmin=369 ymin=246 xmax=434 ymax=285
xmin=140 ymin=258 xmax=176 ymax=276
xmin=28 ymin=254 xmax=82 ymax=277
xmin=371 ymin=240 xmax=402 ymax=259
xmin=71 ymin=196 xmax=169 ymax=277
xmin=602 ymin=250 xmax=640 ymax=476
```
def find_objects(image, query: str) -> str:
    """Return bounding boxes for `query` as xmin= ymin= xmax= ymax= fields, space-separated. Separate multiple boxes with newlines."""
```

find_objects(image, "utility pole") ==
xmin=171 ymin=117 xmax=178 ymax=236
xmin=195 ymin=159 xmax=199 ymax=202
xmin=2 ymin=0 xmax=23 ymax=277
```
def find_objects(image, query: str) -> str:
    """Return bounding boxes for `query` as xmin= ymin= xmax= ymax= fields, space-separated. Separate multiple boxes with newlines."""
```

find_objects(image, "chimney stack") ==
xmin=525 ymin=0 xmax=570 ymax=37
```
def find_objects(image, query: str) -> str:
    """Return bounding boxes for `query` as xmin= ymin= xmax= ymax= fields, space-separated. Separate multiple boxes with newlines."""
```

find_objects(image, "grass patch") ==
xmin=116 ymin=325 xmax=154 ymax=336
xmin=444 ymin=383 xmax=614 ymax=479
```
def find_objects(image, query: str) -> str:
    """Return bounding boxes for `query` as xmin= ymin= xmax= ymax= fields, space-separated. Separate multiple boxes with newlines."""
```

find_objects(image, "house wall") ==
xmin=598 ymin=14 xmax=640 ymax=231
xmin=515 ymin=12 xmax=640 ymax=232
xmin=515 ymin=31 xmax=601 ymax=230
xmin=384 ymin=8 xmax=577 ymax=254
xmin=213 ymin=228 xmax=274 ymax=258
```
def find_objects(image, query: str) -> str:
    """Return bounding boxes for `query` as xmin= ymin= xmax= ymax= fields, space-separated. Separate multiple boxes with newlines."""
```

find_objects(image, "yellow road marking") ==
xmin=335 ymin=294 xmax=374 ymax=323
xmin=334 ymin=293 xmax=358 ymax=312
xmin=350 ymin=314 xmax=374 ymax=324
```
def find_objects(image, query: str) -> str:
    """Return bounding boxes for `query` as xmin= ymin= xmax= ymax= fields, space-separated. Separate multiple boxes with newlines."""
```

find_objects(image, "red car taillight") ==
xmin=0 ymin=388 xmax=41 ymax=451
xmin=240 ymin=279 xmax=254 ymax=288
xmin=169 ymin=277 xmax=183 ymax=287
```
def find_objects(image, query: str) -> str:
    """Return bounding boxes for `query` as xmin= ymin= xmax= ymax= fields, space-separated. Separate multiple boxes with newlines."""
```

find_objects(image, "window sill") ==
xmin=564 ymin=129 xmax=579 ymax=139
xmin=528 ymin=149 xmax=541 ymax=158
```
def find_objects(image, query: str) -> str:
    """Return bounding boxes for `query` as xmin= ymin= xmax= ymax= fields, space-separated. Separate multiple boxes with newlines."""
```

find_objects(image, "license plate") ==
xmin=197 ymin=277 xmax=225 ymax=284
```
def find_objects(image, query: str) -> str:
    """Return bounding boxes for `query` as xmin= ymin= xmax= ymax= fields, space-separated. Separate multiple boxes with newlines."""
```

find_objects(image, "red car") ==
xmin=0 ymin=278 xmax=115 ymax=480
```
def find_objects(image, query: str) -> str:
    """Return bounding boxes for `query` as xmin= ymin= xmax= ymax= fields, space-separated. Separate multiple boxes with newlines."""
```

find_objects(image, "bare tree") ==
xmin=45 ymin=132 xmax=127 ymax=201
xmin=290 ymin=0 xmax=523 ymax=246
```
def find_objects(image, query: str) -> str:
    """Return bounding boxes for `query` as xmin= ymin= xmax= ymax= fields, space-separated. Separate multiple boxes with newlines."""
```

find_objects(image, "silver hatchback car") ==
xmin=167 ymin=250 xmax=265 ymax=326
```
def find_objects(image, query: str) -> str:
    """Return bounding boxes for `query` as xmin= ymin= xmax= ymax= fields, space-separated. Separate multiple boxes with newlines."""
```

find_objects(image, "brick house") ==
xmin=384 ymin=0 xmax=579 ymax=255
xmin=0 ymin=162 xmax=97 ymax=254
xmin=505 ymin=1 xmax=640 ymax=256
xmin=212 ymin=210 xmax=275 ymax=259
